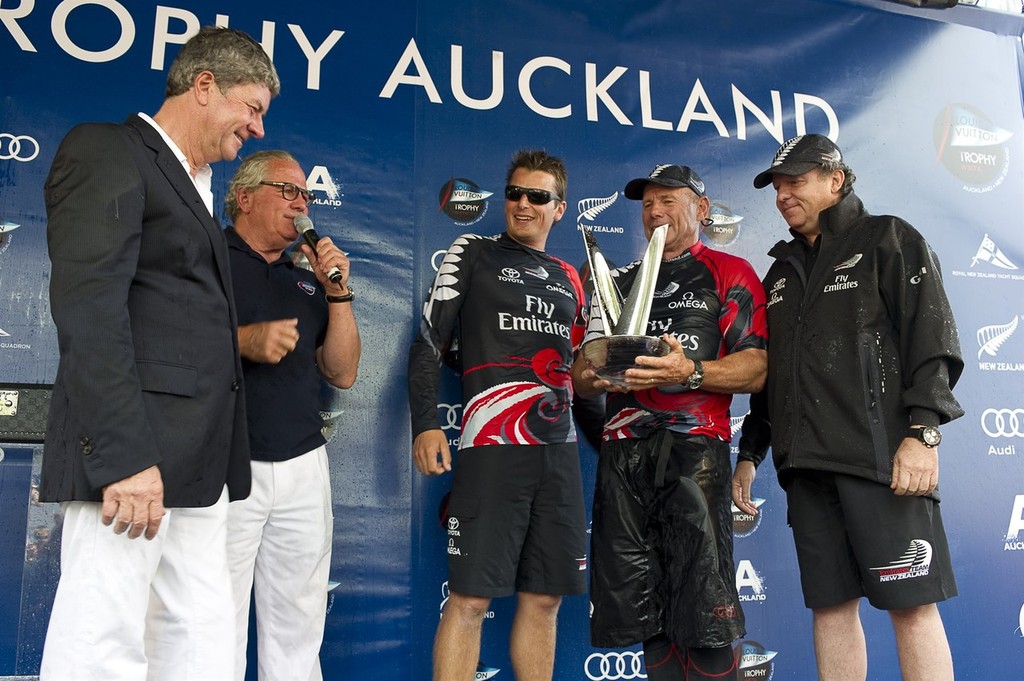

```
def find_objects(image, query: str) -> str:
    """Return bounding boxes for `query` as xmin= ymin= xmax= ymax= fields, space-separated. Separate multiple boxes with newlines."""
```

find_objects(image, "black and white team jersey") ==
xmin=584 ymin=241 xmax=768 ymax=442
xmin=409 ymin=232 xmax=587 ymax=448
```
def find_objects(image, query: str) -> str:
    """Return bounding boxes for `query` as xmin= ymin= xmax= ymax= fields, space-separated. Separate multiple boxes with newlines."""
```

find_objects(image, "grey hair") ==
xmin=818 ymin=160 xmax=857 ymax=195
xmin=165 ymin=26 xmax=280 ymax=99
xmin=225 ymin=150 xmax=298 ymax=221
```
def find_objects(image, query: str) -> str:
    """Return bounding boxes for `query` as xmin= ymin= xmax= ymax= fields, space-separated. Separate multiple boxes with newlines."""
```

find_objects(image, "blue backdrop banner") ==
xmin=1 ymin=1 xmax=1022 ymax=679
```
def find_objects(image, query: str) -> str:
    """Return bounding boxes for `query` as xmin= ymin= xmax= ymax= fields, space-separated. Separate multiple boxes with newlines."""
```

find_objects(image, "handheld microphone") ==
xmin=294 ymin=215 xmax=343 ymax=285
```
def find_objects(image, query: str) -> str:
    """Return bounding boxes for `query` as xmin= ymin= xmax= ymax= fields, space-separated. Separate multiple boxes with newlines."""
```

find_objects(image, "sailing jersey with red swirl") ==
xmin=409 ymin=232 xmax=587 ymax=448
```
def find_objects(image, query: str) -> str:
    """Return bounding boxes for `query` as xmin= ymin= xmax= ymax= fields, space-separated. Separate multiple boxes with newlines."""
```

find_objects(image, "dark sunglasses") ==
xmin=505 ymin=185 xmax=561 ymax=205
xmin=260 ymin=181 xmax=314 ymax=203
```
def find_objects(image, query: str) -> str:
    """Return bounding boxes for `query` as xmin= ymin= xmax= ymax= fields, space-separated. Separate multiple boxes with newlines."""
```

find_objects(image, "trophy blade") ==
xmin=613 ymin=224 xmax=667 ymax=336
xmin=581 ymin=226 xmax=622 ymax=333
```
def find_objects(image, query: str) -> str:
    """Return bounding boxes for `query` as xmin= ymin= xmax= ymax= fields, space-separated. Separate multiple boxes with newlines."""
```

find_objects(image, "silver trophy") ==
xmin=580 ymin=224 xmax=671 ymax=386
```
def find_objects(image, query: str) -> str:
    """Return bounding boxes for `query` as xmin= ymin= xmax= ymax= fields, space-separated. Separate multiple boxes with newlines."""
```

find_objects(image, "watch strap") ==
xmin=326 ymin=286 xmax=355 ymax=303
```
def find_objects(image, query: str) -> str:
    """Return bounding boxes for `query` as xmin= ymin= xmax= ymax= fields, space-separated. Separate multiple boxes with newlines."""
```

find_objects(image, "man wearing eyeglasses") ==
xmin=41 ymin=27 xmax=277 ymax=681
xmin=409 ymin=149 xmax=588 ymax=681
xmin=572 ymin=165 xmax=768 ymax=681
xmin=223 ymin=150 xmax=360 ymax=681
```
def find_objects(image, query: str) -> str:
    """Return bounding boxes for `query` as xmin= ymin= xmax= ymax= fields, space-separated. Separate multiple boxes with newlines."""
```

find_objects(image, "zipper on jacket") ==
xmin=785 ymin=254 xmax=809 ymax=465
xmin=858 ymin=332 xmax=892 ymax=477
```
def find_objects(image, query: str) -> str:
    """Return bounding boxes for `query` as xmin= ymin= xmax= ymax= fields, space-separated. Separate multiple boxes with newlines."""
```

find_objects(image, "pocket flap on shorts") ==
xmin=446 ymin=495 xmax=479 ymax=520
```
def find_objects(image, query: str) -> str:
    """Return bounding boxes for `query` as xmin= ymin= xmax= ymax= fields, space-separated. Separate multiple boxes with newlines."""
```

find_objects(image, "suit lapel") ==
xmin=125 ymin=115 xmax=235 ymax=302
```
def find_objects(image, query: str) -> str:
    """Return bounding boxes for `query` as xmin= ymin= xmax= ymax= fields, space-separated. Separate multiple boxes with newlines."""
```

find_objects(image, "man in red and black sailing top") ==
xmin=408 ymin=149 xmax=588 ymax=681
xmin=573 ymin=164 xmax=768 ymax=681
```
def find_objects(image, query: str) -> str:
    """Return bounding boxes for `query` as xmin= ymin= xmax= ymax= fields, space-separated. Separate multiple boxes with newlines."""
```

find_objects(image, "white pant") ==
xmin=227 ymin=446 xmax=333 ymax=681
xmin=40 ymin=489 xmax=235 ymax=681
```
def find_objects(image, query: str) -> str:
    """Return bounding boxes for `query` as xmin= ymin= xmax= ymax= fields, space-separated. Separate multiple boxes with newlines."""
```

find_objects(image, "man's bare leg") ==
xmin=813 ymin=599 xmax=867 ymax=681
xmin=434 ymin=591 xmax=491 ymax=681
xmin=509 ymin=592 xmax=562 ymax=681
xmin=890 ymin=603 xmax=953 ymax=681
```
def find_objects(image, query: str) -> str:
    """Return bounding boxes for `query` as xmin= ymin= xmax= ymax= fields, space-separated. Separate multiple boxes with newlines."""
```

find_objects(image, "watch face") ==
xmin=922 ymin=427 xmax=941 ymax=446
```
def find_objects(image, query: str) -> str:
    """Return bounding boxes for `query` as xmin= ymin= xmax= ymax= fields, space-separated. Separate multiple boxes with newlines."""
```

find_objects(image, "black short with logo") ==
xmin=785 ymin=470 xmax=957 ymax=610
xmin=443 ymin=443 xmax=587 ymax=598
xmin=590 ymin=430 xmax=744 ymax=649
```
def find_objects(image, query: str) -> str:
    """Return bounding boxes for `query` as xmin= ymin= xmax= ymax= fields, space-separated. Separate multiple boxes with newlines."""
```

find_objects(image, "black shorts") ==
xmin=786 ymin=470 xmax=957 ymax=610
xmin=444 ymin=443 xmax=587 ymax=598
xmin=590 ymin=431 xmax=744 ymax=649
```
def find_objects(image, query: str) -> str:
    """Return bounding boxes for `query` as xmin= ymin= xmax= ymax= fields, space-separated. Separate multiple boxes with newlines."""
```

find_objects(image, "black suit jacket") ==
xmin=42 ymin=115 xmax=250 ymax=507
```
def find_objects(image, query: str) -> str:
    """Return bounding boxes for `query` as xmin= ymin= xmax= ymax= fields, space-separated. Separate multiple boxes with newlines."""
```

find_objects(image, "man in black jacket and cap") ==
xmin=735 ymin=134 xmax=964 ymax=681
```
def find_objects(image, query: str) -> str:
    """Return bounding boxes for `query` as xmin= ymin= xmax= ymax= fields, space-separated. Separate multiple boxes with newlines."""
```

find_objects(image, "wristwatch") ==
xmin=685 ymin=359 xmax=704 ymax=390
xmin=908 ymin=425 xmax=941 ymax=448
xmin=325 ymin=286 xmax=355 ymax=303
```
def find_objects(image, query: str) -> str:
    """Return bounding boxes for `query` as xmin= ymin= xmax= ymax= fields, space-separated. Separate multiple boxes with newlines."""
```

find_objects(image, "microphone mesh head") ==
xmin=293 ymin=215 xmax=314 ymax=233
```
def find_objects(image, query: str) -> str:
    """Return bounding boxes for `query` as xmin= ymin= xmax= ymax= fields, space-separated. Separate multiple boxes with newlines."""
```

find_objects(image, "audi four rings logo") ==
xmin=0 ymin=134 xmax=40 ymax=162
xmin=982 ymin=408 xmax=1024 ymax=437
xmin=438 ymin=403 xmax=461 ymax=431
xmin=584 ymin=651 xmax=646 ymax=680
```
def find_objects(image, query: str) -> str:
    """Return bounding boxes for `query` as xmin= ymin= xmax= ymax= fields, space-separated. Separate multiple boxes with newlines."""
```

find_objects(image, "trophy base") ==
xmin=581 ymin=335 xmax=671 ymax=387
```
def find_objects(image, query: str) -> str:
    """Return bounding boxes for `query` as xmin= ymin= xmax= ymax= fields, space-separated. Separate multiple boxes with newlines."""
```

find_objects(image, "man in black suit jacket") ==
xmin=40 ymin=27 xmax=279 ymax=681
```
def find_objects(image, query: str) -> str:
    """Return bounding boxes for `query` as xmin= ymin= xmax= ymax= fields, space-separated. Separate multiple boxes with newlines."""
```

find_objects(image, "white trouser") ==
xmin=227 ymin=446 xmax=333 ymax=681
xmin=40 ymin=488 xmax=234 ymax=681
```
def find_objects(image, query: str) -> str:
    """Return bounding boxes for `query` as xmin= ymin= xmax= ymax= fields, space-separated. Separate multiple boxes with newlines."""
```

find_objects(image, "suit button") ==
xmin=82 ymin=444 xmax=93 ymax=455
xmin=231 ymin=381 xmax=240 ymax=392
xmin=80 ymin=436 xmax=90 ymax=446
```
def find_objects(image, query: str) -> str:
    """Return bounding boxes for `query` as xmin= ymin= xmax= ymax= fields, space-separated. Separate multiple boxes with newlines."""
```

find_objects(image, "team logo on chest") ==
xmin=297 ymin=281 xmax=317 ymax=295
xmin=766 ymin=277 xmax=785 ymax=309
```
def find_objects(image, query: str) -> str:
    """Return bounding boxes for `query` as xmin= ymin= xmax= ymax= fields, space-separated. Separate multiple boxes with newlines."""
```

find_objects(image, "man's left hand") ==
xmin=623 ymin=334 xmax=693 ymax=389
xmin=890 ymin=438 xmax=939 ymax=496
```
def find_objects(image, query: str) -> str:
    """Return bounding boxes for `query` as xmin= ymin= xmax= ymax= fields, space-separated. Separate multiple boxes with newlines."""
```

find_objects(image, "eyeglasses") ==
xmin=505 ymin=185 xmax=561 ymax=205
xmin=260 ymin=181 xmax=314 ymax=203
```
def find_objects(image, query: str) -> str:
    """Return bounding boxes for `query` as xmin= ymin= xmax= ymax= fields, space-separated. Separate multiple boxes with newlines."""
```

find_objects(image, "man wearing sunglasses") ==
xmin=572 ymin=164 xmax=768 ymax=681
xmin=223 ymin=150 xmax=361 ymax=681
xmin=409 ymin=149 xmax=588 ymax=681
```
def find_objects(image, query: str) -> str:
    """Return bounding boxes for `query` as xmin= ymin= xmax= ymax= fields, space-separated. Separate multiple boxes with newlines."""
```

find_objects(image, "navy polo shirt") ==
xmin=225 ymin=227 xmax=329 ymax=462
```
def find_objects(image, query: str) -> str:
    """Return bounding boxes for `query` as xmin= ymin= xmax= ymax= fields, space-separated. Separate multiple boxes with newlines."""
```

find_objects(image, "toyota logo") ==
xmin=448 ymin=517 xmax=459 ymax=531
xmin=438 ymin=403 xmax=462 ymax=431
xmin=502 ymin=267 xmax=520 ymax=279
xmin=982 ymin=408 xmax=1024 ymax=438
xmin=584 ymin=651 xmax=646 ymax=680
xmin=0 ymin=134 xmax=40 ymax=162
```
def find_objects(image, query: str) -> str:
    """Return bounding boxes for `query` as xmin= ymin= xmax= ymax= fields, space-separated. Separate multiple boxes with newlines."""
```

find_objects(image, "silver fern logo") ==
xmin=423 ymin=235 xmax=484 ymax=322
xmin=770 ymin=136 xmax=803 ymax=167
xmin=653 ymin=282 xmax=680 ymax=299
xmin=834 ymin=253 xmax=863 ymax=271
xmin=577 ymin=192 xmax=618 ymax=223
xmin=576 ymin=192 xmax=624 ymax=235
xmin=977 ymin=315 xmax=1019 ymax=359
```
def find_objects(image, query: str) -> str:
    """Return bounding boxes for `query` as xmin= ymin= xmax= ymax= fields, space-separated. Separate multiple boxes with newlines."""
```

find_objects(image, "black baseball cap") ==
xmin=753 ymin=134 xmax=843 ymax=189
xmin=624 ymin=164 xmax=706 ymax=200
